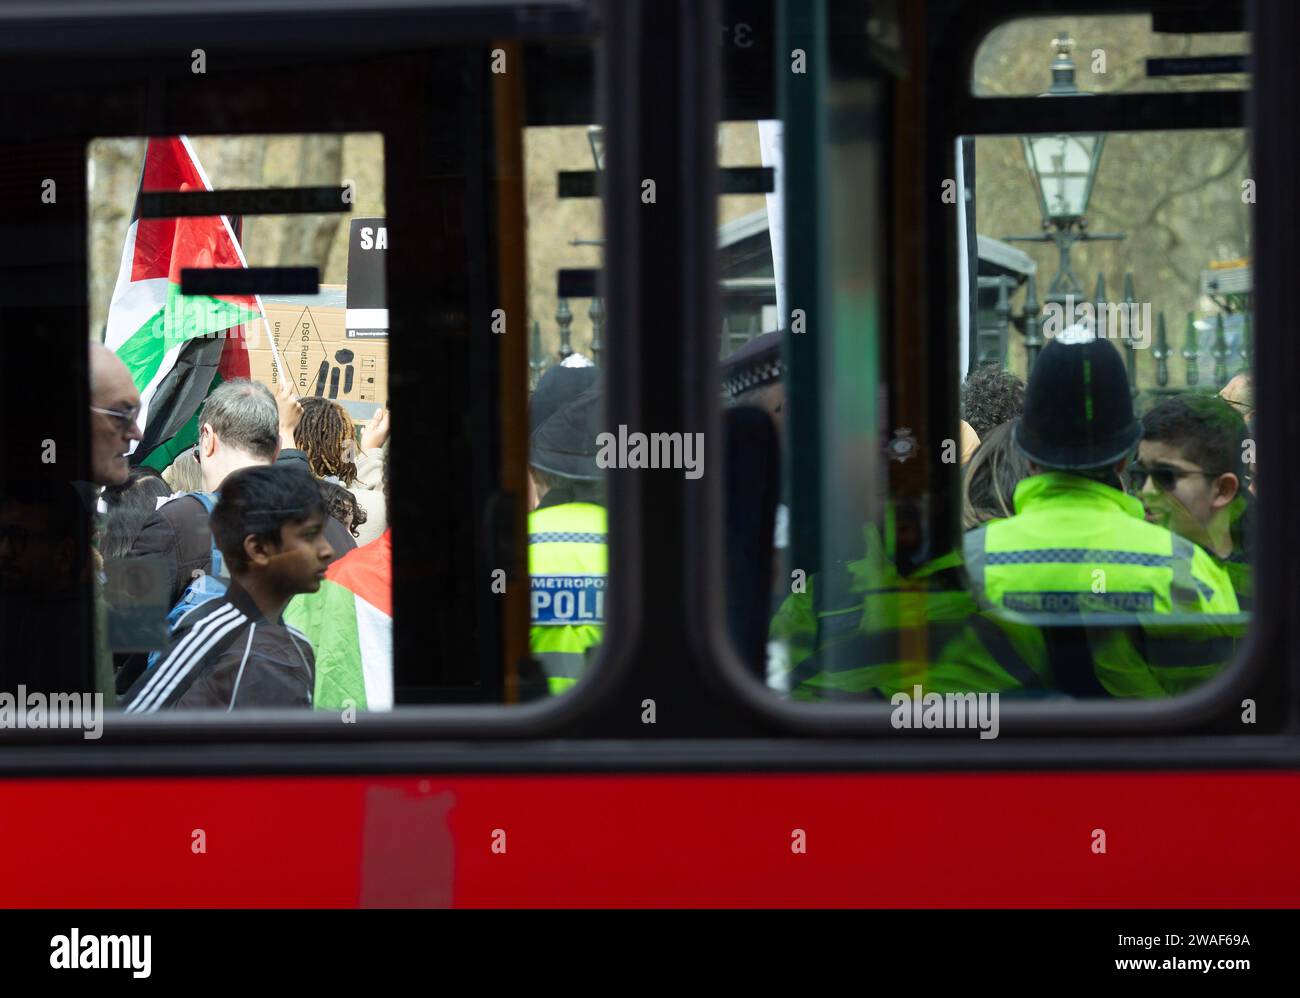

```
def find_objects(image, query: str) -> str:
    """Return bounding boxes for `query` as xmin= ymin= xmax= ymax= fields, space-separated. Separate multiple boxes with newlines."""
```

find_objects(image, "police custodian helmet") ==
xmin=1013 ymin=328 xmax=1142 ymax=470
xmin=531 ymin=381 xmax=605 ymax=481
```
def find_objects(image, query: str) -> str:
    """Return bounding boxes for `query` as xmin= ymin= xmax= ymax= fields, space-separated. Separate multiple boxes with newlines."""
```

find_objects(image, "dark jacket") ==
xmin=121 ymin=581 xmax=314 ymax=711
xmin=1218 ymin=491 xmax=1255 ymax=611
xmin=123 ymin=451 xmax=356 ymax=610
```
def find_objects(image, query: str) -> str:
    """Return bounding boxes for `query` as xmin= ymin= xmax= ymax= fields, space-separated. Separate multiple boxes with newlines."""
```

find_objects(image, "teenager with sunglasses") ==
xmin=962 ymin=331 xmax=1239 ymax=698
xmin=1134 ymin=394 xmax=1254 ymax=610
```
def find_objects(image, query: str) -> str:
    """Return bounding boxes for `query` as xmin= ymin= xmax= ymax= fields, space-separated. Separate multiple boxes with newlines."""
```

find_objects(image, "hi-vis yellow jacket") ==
xmin=529 ymin=501 xmax=607 ymax=695
xmin=963 ymin=473 xmax=1241 ymax=697
xmin=771 ymin=474 xmax=1243 ymax=700
xmin=771 ymin=526 xmax=1048 ymax=700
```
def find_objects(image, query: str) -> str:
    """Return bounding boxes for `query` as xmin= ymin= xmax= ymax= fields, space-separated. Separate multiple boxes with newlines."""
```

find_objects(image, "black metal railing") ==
xmin=1008 ymin=269 xmax=1253 ymax=395
xmin=529 ymin=295 xmax=772 ymax=389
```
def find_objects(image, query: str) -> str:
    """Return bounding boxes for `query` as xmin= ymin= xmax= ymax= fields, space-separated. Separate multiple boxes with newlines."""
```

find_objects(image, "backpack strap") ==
xmin=187 ymin=491 xmax=227 ymax=580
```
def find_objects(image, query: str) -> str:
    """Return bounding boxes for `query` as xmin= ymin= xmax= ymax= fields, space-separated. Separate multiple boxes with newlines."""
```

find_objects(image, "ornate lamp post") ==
xmin=1005 ymin=33 xmax=1125 ymax=374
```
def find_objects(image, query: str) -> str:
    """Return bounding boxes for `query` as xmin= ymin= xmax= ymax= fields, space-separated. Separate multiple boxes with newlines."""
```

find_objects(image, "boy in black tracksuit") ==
xmin=122 ymin=466 xmax=335 ymax=712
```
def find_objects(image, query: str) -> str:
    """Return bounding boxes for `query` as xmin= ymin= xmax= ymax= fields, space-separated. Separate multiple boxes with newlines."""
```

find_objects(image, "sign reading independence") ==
xmin=346 ymin=217 xmax=387 ymax=339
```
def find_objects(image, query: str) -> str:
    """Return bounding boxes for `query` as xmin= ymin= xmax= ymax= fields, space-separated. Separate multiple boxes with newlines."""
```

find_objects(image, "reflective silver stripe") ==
xmin=535 ymin=651 xmax=584 ymax=679
xmin=529 ymin=532 xmax=607 ymax=544
xmin=963 ymin=526 xmax=989 ymax=607
xmin=1169 ymin=534 xmax=1206 ymax=609
xmin=985 ymin=549 xmax=1174 ymax=567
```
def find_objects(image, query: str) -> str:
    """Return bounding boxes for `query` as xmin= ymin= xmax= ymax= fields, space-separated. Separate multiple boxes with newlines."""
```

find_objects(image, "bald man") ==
xmin=89 ymin=342 xmax=143 ymax=486
xmin=1219 ymin=373 xmax=1255 ymax=495
xmin=1219 ymin=373 xmax=1254 ymax=427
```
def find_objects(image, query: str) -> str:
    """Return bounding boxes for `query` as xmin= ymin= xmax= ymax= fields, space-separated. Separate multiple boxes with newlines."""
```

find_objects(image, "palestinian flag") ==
xmin=105 ymin=136 xmax=269 ymax=468
xmin=284 ymin=530 xmax=393 ymax=711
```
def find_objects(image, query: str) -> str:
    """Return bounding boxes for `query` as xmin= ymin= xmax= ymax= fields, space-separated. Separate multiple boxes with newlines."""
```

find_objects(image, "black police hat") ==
xmin=1014 ymin=331 xmax=1141 ymax=470
xmin=530 ymin=357 xmax=601 ymax=432
xmin=721 ymin=330 xmax=783 ymax=402
xmin=530 ymin=381 xmax=605 ymax=481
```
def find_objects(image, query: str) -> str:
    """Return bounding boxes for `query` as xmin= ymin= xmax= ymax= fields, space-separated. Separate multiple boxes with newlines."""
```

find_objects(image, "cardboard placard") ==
xmin=248 ymin=285 xmax=387 ymax=417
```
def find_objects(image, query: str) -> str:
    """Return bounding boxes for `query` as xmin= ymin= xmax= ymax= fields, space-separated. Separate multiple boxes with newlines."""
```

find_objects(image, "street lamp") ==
xmin=1020 ymin=130 xmax=1104 ymax=231
xmin=1005 ymin=33 xmax=1125 ymax=371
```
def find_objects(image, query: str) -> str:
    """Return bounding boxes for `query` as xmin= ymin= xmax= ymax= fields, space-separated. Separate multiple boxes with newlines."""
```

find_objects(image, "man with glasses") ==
xmin=88 ymin=342 xmax=143 ymax=487
xmin=1134 ymin=394 xmax=1254 ymax=610
xmin=84 ymin=342 xmax=148 ymax=705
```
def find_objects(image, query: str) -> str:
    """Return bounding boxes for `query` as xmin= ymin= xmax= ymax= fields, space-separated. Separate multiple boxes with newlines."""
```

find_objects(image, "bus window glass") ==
xmin=718 ymin=14 xmax=1258 ymax=711
xmin=89 ymin=132 xmax=396 ymax=713
xmin=77 ymin=38 xmax=607 ymax=718
xmin=949 ymin=122 xmax=1253 ymax=703
xmin=523 ymin=122 xmax=608 ymax=700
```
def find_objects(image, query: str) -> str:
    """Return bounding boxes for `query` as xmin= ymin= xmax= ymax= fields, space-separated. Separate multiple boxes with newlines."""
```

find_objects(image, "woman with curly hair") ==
xmin=295 ymin=397 xmax=360 ymax=485
xmin=960 ymin=363 xmax=1026 ymax=439
xmin=293 ymin=398 xmax=388 ymax=544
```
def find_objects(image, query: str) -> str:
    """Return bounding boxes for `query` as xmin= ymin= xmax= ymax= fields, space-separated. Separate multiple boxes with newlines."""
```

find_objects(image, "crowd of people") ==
xmin=516 ymin=321 xmax=1258 ymax=704
xmin=761 ymin=327 xmax=1256 ymax=700
xmin=80 ymin=342 xmax=392 ymax=711
xmin=79 ymin=337 xmax=609 ymax=711
xmin=2 ymin=328 xmax=1253 ymax=712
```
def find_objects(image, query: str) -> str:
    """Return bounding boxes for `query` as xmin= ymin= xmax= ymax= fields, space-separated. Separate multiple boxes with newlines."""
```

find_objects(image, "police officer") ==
xmin=964 ymin=329 xmax=1240 ymax=696
xmin=529 ymin=355 xmax=600 ymax=511
xmin=528 ymin=383 xmax=606 ymax=695
xmin=771 ymin=524 xmax=1048 ymax=700
xmin=722 ymin=331 xmax=791 ymax=646
xmin=721 ymin=330 xmax=784 ymax=431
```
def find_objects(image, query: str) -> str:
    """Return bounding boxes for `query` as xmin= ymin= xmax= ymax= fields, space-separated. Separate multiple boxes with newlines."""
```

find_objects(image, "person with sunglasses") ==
xmin=1134 ymin=394 xmax=1254 ymax=610
xmin=88 ymin=342 xmax=143 ymax=487
xmin=85 ymin=342 xmax=147 ymax=706
xmin=962 ymin=330 xmax=1240 ymax=698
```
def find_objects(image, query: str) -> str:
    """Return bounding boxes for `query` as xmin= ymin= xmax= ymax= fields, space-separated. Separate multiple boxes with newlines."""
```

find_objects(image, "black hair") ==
xmin=100 ymin=466 xmax=172 ymax=560
xmin=318 ymin=479 xmax=367 ymax=538
xmin=1141 ymin=393 xmax=1248 ymax=480
xmin=210 ymin=465 xmax=325 ymax=572
xmin=961 ymin=364 xmax=1027 ymax=439
xmin=531 ymin=466 xmax=606 ymax=505
xmin=732 ymin=380 xmax=782 ymax=412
